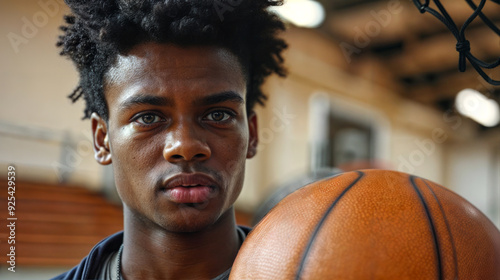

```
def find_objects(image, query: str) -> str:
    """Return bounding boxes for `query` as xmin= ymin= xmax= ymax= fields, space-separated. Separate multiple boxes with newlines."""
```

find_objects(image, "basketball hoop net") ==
xmin=413 ymin=0 xmax=500 ymax=86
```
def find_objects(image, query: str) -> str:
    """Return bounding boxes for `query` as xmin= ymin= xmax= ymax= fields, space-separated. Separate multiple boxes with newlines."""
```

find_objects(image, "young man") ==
xmin=52 ymin=1 xmax=287 ymax=279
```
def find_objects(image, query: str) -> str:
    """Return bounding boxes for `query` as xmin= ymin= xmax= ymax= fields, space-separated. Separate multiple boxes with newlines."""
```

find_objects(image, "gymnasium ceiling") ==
xmin=314 ymin=0 xmax=500 ymax=113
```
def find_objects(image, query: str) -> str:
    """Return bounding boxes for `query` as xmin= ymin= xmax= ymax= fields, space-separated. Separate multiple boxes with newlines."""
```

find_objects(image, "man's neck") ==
xmin=120 ymin=207 xmax=241 ymax=280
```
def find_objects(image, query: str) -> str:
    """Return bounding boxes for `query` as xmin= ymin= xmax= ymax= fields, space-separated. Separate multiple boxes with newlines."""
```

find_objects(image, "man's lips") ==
xmin=160 ymin=173 xmax=218 ymax=204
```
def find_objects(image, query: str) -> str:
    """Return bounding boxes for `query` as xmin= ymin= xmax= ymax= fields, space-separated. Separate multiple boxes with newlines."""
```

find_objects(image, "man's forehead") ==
xmin=105 ymin=43 xmax=245 ymax=87
xmin=104 ymin=43 xmax=248 ymax=111
xmin=106 ymin=53 xmax=146 ymax=86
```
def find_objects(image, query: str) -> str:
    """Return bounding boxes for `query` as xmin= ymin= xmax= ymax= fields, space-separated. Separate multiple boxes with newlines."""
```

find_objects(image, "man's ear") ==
xmin=247 ymin=111 xmax=258 ymax=159
xmin=91 ymin=113 xmax=112 ymax=165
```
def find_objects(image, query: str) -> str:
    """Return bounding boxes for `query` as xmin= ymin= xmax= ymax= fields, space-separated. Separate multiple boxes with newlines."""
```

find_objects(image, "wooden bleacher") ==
xmin=0 ymin=181 xmax=123 ymax=267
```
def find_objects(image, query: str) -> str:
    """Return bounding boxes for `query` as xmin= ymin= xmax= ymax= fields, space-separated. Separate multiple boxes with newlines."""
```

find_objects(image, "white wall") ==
xmin=391 ymin=127 xmax=445 ymax=184
xmin=1 ymin=1 xmax=106 ymax=189
xmin=446 ymin=140 xmax=500 ymax=228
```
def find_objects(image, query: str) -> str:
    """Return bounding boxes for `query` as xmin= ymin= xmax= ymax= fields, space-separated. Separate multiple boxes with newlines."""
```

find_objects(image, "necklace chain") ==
xmin=117 ymin=244 xmax=124 ymax=280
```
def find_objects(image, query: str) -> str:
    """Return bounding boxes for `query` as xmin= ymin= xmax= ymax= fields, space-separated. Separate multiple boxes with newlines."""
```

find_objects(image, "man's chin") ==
xmin=159 ymin=205 xmax=222 ymax=233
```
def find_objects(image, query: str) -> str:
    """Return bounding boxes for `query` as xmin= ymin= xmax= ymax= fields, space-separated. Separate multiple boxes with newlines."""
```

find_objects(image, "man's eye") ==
xmin=136 ymin=113 xmax=163 ymax=125
xmin=206 ymin=111 xmax=232 ymax=122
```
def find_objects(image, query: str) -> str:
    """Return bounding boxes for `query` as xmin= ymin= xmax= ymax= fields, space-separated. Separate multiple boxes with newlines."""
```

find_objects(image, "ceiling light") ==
xmin=455 ymin=88 xmax=500 ymax=127
xmin=270 ymin=0 xmax=326 ymax=28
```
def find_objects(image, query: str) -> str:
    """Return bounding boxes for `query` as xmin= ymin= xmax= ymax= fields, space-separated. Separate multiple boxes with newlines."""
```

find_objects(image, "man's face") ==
xmin=92 ymin=43 xmax=258 ymax=232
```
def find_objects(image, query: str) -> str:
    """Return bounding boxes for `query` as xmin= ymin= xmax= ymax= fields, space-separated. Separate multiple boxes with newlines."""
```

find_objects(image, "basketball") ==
xmin=230 ymin=170 xmax=500 ymax=279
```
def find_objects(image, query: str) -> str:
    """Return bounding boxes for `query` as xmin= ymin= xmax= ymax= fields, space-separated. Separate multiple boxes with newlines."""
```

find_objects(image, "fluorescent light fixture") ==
xmin=270 ymin=0 xmax=326 ymax=28
xmin=455 ymin=88 xmax=500 ymax=127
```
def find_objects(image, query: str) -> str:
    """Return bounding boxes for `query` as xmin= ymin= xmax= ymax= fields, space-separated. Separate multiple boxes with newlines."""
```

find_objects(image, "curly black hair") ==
xmin=57 ymin=0 xmax=288 ymax=120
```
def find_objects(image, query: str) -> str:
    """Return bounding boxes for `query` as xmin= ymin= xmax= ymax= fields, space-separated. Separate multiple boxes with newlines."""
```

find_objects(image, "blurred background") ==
xmin=1 ymin=0 xmax=499 ymax=278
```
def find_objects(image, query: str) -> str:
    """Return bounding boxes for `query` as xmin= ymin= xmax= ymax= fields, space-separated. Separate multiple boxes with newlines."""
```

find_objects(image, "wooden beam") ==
xmin=325 ymin=0 xmax=499 ymax=77
xmin=404 ymin=70 xmax=500 ymax=104
xmin=326 ymin=0 xmax=500 ymax=44
xmin=386 ymin=25 xmax=500 ymax=77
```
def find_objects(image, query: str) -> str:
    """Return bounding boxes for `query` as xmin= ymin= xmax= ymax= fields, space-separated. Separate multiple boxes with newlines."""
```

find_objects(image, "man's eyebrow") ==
xmin=119 ymin=95 xmax=173 ymax=110
xmin=195 ymin=91 xmax=245 ymax=106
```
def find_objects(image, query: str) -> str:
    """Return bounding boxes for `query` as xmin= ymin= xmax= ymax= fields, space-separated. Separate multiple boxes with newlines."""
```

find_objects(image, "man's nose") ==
xmin=163 ymin=123 xmax=211 ymax=163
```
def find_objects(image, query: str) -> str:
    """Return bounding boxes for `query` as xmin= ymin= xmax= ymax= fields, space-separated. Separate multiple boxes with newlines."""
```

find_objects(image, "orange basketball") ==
xmin=230 ymin=170 xmax=500 ymax=279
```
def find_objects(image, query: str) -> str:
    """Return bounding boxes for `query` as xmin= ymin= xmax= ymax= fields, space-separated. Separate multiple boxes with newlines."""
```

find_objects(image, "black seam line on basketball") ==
xmin=295 ymin=171 xmax=365 ymax=280
xmin=422 ymin=179 xmax=459 ymax=280
xmin=410 ymin=176 xmax=443 ymax=280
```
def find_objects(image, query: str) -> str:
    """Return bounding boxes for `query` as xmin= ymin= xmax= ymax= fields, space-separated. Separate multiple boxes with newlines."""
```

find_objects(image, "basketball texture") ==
xmin=230 ymin=170 xmax=500 ymax=280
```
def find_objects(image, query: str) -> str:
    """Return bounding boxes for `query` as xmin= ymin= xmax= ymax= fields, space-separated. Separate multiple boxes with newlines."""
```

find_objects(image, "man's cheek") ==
xmin=224 ymin=160 xmax=240 ymax=174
